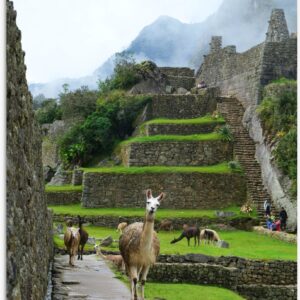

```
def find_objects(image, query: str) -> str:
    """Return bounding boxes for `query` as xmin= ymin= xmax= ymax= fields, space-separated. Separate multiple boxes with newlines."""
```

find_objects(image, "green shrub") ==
xmin=35 ymin=99 xmax=62 ymax=124
xmin=228 ymin=161 xmax=242 ymax=172
xmin=216 ymin=125 xmax=234 ymax=142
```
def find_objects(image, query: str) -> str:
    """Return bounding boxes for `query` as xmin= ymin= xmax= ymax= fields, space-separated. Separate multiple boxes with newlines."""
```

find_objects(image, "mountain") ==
xmin=29 ymin=0 xmax=296 ymax=97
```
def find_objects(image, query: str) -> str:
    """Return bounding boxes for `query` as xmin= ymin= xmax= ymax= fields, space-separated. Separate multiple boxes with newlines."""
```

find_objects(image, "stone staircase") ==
xmin=217 ymin=97 xmax=273 ymax=219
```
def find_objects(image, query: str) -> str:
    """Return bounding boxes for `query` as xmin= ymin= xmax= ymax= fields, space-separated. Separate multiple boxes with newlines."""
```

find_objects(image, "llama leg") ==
xmin=129 ymin=267 xmax=138 ymax=300
xmin=81 ymin=245 xmax=84 ymax=260
xmin=187 ymin=237 xmax=190 ymax=246
xmin=77 ymin=245 xmax=80 ymax=260
xmin=140 ymin=265 xmax=150 ymax=300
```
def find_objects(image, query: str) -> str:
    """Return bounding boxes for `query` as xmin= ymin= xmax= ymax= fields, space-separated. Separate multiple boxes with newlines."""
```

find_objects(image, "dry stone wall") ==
xmin=46 ymin=191 xmax=82 ymax=205
xmin=81 ymin=172 xmax=246 ymax=209
xmin=148 ymin=89 xmax=218 ymax=119
xmin=122 ymin=141 xmax=233 ymax=167
xmin=159 ymin=67 xmax=195 ymax=77
xmin=145 ymin=122 xmax=220 ymax=135
xmin=7 ymin=1 xmax=53 ymax=298
xmin=166 ymin=75 xmax=195 ymax=90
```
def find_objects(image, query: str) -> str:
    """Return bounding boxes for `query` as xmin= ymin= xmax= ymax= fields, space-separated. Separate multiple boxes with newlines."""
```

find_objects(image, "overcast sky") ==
xmin=13 ymin=0 xmax=223 ymax=83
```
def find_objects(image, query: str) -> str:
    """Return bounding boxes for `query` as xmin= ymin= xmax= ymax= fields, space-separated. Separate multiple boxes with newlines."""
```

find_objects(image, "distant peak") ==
xmin=154 ymin=15 xmax=182 ymax=24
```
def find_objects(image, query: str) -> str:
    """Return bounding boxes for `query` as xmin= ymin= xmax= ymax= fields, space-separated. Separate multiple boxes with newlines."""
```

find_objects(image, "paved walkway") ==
xmin=52 ymin=254 xmax=131 ymax=300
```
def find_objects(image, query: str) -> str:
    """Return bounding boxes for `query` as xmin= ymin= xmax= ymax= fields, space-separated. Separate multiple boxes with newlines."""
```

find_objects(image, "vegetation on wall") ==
xmin=256 ymin=78 xmax=297 ymax=196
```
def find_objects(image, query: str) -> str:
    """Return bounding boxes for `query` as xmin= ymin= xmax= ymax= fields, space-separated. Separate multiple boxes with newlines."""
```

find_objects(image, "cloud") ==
xmin=13 ymin=0 xmax=222 ymax=82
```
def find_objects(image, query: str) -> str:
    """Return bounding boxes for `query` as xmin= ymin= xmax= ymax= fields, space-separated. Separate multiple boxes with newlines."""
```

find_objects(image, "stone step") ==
xmin=82 ymin=169 xmax=246 ymax=209
xmin=121 ymin=138 xmax=233 ymax=167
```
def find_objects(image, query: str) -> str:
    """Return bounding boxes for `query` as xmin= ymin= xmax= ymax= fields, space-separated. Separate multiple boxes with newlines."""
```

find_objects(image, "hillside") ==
xmin=29 ymin=0 xmax=296 ymax=97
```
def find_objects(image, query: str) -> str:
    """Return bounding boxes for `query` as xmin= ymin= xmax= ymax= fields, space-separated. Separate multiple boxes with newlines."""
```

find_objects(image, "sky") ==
xmin=13 ymin=0 xmax=223 ymax=83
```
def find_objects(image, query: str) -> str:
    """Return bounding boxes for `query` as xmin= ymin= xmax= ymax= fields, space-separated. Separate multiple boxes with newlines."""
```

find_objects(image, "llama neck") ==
xmin=141 ymin=213 xmax=155 ymax=251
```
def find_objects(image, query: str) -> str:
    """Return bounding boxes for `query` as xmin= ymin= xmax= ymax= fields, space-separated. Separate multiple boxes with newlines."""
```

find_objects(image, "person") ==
xmin=279 ymin=207 xmax=288 ymax=231
xmin=264 ymin=200 xmax=271 ymax=217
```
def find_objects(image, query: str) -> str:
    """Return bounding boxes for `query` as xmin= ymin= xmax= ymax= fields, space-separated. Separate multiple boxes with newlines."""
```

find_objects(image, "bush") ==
xmin=228 ymin=161 xmax=242 ymax=172
xmin=59 ymin=86 xmax=99 ymax=121
xmin=35 ymin=99 xmax=62 ymax=124
xmin=59 ymin=92 xmax=151 ymax=166
xmin=216 ymin=125 xmax=234 ymax=142
xmin=257 ymin=79 xmax=297 ymax=196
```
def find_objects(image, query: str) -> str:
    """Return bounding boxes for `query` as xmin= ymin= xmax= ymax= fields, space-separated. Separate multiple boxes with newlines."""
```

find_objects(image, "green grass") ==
xmin=45 ymin=185 xmax=82 ymax=192
xmin=121 ymin=133 xmax=223 ymax=145
xmin=53 ymin=224 xmax=296 ymax=261
xmin=145 ymin=283 xmax=245 ymax=300
xmin=144 ymin=116 xmax=225 ymax=125
xmin=49 ymin=204 xmax=254 ymax=220
xmin=271 ymin=77 xmax=297 ymax=84
xmin=81 ymin=162 xmax=237 ymax=174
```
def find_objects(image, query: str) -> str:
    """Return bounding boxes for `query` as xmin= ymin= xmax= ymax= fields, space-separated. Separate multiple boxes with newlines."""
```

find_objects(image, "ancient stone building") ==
xmin=6 ymin=1 xmax=53 ymax=299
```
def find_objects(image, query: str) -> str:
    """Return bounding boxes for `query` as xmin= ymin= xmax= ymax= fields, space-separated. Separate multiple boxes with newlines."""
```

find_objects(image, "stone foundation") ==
xmin=82 ymin=172 xmax=246 ymax=208
xmin=121 ymin=140 xmax=233 ymax=166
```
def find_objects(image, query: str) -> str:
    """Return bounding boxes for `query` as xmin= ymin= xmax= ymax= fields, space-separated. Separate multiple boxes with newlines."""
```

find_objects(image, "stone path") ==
xmin=52 ymin=254 xmax=131 ymax=300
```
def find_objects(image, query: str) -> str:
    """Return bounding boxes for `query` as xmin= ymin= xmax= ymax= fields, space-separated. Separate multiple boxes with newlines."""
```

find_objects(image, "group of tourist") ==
xmin=264 ymin=200 xmax=288 ymax=231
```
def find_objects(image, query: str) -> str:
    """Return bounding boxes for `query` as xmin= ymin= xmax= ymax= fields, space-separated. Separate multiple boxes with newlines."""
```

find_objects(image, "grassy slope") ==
xmin=81 ymin=162 xmax=240 ymax=174
xmin=54 ymin=224 xmax=296 ymax=261
xmin=144 ymin=116 xmax=225 ymax=125
xmin=121 ymin=133 xmax=223 ymax=144
xmin=49 ymin=204 xmax=255 ymax=219
xmin=45 ymin=185 xmax=82 ymax=192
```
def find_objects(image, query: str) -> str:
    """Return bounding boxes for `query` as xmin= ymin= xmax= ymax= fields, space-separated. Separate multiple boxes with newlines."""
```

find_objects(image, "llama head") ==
xmin=145 ymin=189 xmax=165 ymax=215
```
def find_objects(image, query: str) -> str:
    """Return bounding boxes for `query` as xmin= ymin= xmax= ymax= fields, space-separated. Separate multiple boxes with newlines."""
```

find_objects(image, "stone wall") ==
xmin=148 ymin=88 xmax=219 ymax=119
xmin=145 ymin=123 xmax=219 ymax=136
xmin=159 ymin=67 xmax=195 ymax=77
xmin=82 ymin=172 xmax=246 ymax=208
xmin=6 ymin=1 xmax=53 ymax=299
xmin=53 ymin=214 xmax=258 ymax=230
xmin=166 ymin=75 xmax=195 ymax=90
xmin=121 ymin=140 xmax=233 ymax=166
xmin=46 ymin=191 xmax=82 ymax=205
xmin=197 ymin=10 xmax=297 ymax=108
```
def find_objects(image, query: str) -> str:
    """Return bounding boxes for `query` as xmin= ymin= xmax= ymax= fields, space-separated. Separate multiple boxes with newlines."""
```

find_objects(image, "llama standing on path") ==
xmin=119 ymin=189 xmax=165 ymax=300
xmin=64 ymin=220 xmax=81 ymax=266
xmin=77 ymin=215 xmax=89 ymax=260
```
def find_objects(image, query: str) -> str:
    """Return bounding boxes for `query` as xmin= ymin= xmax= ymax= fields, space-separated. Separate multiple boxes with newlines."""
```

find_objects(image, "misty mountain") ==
xmin=30 ymin=0 xmax=296 ymax=98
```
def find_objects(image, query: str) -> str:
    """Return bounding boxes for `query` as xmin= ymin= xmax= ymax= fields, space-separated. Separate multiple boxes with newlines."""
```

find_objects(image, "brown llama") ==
xmin=64 ymin=220 xmax=81 ymax=266
xmin=200 ymin=228 xmax=220 ymax=244
xmin=77 ymin=215 xmax=89 ymax=260
xmin=170 ymin=225 xmax=200 ymax=246
xmin=95 ymin=245 xmax=125 ymax=271
xmin=157 ymin=219 xmax=173 ymax=232
xmin=116 ymin=222 xmax=128 ymax=234
xmin=119 ymin=189 xmax=165 ymax=300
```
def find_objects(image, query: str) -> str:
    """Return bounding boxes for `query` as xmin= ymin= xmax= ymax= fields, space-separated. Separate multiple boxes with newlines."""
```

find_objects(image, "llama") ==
xmin=116 ymin=222 xmax=128 ymax=234
xmin=77 ymin=215 xmax=89 ymax=260
xmin=119 ymin=189 xmax=165 ymax=300
xmin=157 ymin=220 xmax=173 ymax=232
xmin=64 ymin=220 xmax=81 ymax=266
xmin=95 ymin=245 xmax=125 ymax=271
xmin=170 ymin=225 xmax=200 ymax=246
xmin=200 ymin=229 xmax=220 ymax=244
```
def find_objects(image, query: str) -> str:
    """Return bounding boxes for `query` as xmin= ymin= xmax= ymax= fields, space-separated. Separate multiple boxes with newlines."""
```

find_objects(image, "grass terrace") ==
xmin=49 ymin=204 xmax=255 ymax=219
xmin=45 ymin=185 xmax=83 ymax=193
xmin=143 ymin=116 xmax=225 ymax=125
xmin=53 ymin=224 xmax=296 ymax=261
xmin=120 ymin=133 xmax=223 ymax=145
xmin=80 ymin=162 xmax=240 ymax=174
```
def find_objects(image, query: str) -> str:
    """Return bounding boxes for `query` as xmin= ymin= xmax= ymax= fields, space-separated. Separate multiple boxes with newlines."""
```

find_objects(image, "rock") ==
xmin=48 ymin=165 xmax=72 ymax=186
xmin=87 ymin=237 xmax=96 ymax=245
xmin=56 ymin=224 xmax=64 ymax=234
xmin=216 ymin=240 xmax=230 ymax=248
xmin=165 ymin=85 xmax=174 ymax=94
xmin=176 ymin=87 xmax=188 ymax=94
xmin=215 ymin=211 xmax=236 ymax=218
xmin=44 ymin=165 xmax=55 ymax=183
xmin=100 ymin=236 xmax=113 ymax=247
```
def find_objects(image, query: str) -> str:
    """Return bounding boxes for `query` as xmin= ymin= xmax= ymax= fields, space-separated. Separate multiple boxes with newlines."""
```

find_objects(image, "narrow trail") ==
xmin=52 ymin=254 xmax=131 ymax=300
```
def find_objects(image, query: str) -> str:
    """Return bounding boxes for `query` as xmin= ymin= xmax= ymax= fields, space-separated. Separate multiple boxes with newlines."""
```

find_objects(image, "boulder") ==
xmin=100 ymin=236 xmax=113 ymax=247
xmin=215 ymin=211 xmax=236 ymax=218
xmin=216 ymin=240 xmax=230 ymax=248
xmin=87 ymin=237 xmax=96 ymax=245
xmin=176 ymin=87 xmax=188 ymax=94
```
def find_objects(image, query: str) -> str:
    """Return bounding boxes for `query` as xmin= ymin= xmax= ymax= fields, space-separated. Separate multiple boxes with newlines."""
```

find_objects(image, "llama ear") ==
xmin=157 ymin=192 xmax=165 ymax=202
xmin=146 ymin=189 xmax=152 ymax=199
